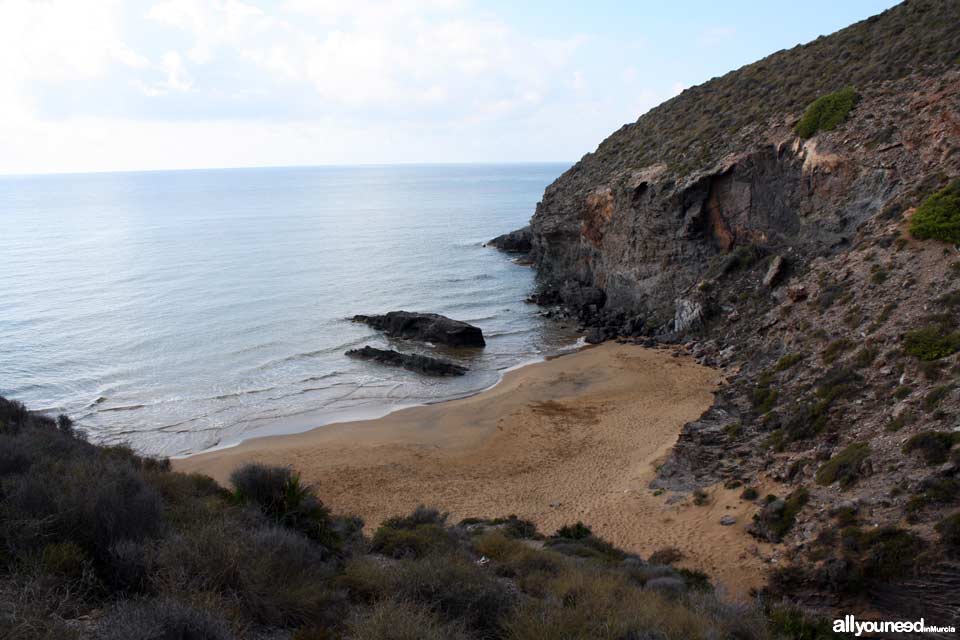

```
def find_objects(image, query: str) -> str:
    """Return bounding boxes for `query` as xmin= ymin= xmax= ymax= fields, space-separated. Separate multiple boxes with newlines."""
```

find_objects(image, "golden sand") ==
xmin=176 ymin=342 xmax=772 ymax=599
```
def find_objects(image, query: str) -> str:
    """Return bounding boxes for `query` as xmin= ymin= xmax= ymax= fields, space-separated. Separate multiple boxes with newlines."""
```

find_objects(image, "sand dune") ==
xmin=176 ymin=342 xmax=772 ymax=599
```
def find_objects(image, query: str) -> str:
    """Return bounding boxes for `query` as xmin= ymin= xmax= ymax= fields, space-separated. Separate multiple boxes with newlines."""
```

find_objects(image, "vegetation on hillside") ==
xmin=909 ymin=179 xmax=960 ymax=244
xmin=556 ymin=0 xmax=960 ymax=181
xmin=794 ymin=87 xmax=859 ymax=139
xmin=0 ymin=396 xmax=836 ymax=639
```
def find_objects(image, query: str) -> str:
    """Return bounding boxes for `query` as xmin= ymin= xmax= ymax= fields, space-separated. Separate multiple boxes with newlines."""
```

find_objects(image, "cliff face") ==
xmin=522 ymin=0 xmax=960 ymax=624
xmin=530 ymin=0 xmax=958 ymax=321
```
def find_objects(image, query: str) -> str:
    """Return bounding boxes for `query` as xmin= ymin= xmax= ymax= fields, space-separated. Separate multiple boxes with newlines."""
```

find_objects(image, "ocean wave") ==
xmin=98 ymin=403 xmax=146 ymax=413
xmin=211 ymin=385 xmax=278 ymax=401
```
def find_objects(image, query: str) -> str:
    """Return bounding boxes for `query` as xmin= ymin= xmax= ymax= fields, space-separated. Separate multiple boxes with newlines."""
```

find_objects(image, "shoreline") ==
xmin=175 ymin=341 xmax=772 ymax=599
xmin=175 ymin=338 xmax=586 ymax=459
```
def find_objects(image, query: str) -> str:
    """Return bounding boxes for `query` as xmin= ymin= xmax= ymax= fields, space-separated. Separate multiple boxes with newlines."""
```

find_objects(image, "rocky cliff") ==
xmin=517 ymin=0 xmax=960 ymax=626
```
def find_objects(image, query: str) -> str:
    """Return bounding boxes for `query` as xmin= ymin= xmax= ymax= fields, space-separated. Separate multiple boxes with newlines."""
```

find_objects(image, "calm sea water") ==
xmin=0 ymin=164 xmax=577 ymax=456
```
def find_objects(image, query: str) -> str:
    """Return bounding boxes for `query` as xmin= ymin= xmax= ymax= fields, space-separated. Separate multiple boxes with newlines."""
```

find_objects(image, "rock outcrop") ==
xmin=501 ymin=0 xmax=960 ymax=621
xmin=346 ymin=346 xmax=467 ymax=376
xmin=352 ymin=311 xmax=486 ymax=347
xmin=486 ymin=226 xmax=532 ymax=254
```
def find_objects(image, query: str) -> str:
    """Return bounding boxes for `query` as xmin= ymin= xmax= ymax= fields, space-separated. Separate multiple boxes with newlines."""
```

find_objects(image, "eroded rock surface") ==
xmin=353 ymin=311 xmax=486 ymax=347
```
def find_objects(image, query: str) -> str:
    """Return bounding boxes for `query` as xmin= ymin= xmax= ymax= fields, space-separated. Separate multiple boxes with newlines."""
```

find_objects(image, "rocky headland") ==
xmin=488 ymin=0 xmax=960 ymax=624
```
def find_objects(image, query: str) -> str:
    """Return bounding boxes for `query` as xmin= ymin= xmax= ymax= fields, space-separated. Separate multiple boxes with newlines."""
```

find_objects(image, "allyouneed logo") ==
xmin=833 ymin=615 xmax=956 ymax=636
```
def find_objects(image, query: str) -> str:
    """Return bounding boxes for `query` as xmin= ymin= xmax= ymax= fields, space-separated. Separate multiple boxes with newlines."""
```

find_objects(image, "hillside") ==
xmin=518 ymin=0 xmax=960 ymax=626
xmin=0 ymin=396 xmax=830 ymax=639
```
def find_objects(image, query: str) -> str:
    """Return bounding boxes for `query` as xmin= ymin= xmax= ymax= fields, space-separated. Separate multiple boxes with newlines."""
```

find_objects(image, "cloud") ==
xmin=0 ymin=0 xmax=678 ymax=173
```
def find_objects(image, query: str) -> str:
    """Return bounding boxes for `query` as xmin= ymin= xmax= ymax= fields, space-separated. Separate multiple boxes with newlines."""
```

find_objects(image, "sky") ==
xmin=0 ymin=0 xmax=901 ymax=175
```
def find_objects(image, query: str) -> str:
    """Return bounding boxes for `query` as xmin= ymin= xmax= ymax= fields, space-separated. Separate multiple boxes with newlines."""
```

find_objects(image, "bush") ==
xmin=460 ymin=514 xmax=539 ymax=539
xmin=815 ymin=443 xmax=870 ymax=488
xmin=41 ymin=542 xmax=92 ymax=579
xmin=1 ymin=456 xmax=162 ymax=561
xmin=774 ymin=353 xmax=804 ymax=372
xmin=795 ymin=86 xmax=859 ymax=139
xmin=347 ymin=598 xmax=471 ymax=640
xmin=923 ymin=385 xmax=953 ymax=412
xmin=822 ymin=338 xmax=853 ymax=365
xmin=843 ymin=526 xmax=924 ymax=583
xmin=370 ymin=524 xmax=456 ymax=559
xmin=909 ymin=180 xmax=960 ymax=244
xmin=153 ymin=519 xmax=341 ymax=627
xmin=902 ymin=431 xmax=959 ymax=465
xmin=544 ymin=523 xmax=628 ymax=563
xmin=337 ymin=556 xmax=396 ymax=603
xmin=554 ymin=522 xmax=592 ymax=540
xmin=740 ymin=487 xmax=759 ymax=501
xmin=936 ymin=512 xmax=960 ymax=552
xmin=903 ymin=325 xmax=960 ymax=361
xmin=381 ymin=505 xmax=447 ymax=530
xmin=392 ymin=553 xmax=515 ymax=634
xmin=99 ymin=598 xmax=232 ymax=640
xmin=229 ymin=464 xmax=338 ymax=547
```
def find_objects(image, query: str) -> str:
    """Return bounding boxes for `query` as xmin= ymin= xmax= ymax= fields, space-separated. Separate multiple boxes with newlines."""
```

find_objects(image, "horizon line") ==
xmin=0 ymin=159 xmax=576 ymax=180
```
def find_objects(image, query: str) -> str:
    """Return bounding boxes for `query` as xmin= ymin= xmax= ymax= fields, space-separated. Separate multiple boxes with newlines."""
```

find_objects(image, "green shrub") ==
xmin=459 ymin=514 xmax=539 ymax=539
xmin=822 ymin=338 xmax=853 ymax=364
xmin=740 ymin=487 xmax=759 ymax=501
xmin=381 ymin=505 xmax=447 ymax=530
xmin=774 ymin=353 xmax=804 ymax=371
xmin=795 ymin=87 xmax=859 ymax=139
xmin=370 ymin=524 xmax=456 ymax=559
xmin=41 ymin=542 xmax=91 ymax=579
xmin=904 ymin=325 xmax=960 ymax=360
xmin=909 ymin=180 xmax=960 ymax=244
xmin=852 ymin=346 xmax=877 ymax=368
xmin=100 ymin=598 xmax=233 ymax=640
xmin=815 ymin=443 xmax=870 ymax=488
xmin=902 ymin=431 xmax=959 ymax=465
xmin=906 ymin=478 xmax=959 ymax=518
xmin=843 ymin=526 xmax=924 ymax=582
xmin=767 ymin=603 xmax=839 ymax=640
xmin=545 ymin=525 xmax=627 ymax=563
xmin=923 ymin=385 xmax=953 ymax=412
xmin=554 ymin=522 xmax=592 ymax=540
xmin=770 ymin=489 xmax=809 ymax=541
xmin=936 ymin=512 xmax=960 ymax=553
xmin=229 ymin=464 xmax=338 ymax=547
xmin=346 ymin=598 xmax=471 ymax=640
xmin=392 ymin=553 xmax=515 ymax=634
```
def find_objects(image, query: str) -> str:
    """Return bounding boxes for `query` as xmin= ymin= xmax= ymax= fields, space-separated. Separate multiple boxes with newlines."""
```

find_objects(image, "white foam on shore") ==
xmin=175 ymin=337 xmax=588 ymax=459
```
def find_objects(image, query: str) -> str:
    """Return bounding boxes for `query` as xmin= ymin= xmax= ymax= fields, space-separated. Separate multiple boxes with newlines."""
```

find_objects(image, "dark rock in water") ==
xmin=346 ymin=346 xmax=467 ymax=376
xmin=352 ymin=311 xmax=485 ymax=347
xmin=486 ymin=226 xmax=532 ymax=253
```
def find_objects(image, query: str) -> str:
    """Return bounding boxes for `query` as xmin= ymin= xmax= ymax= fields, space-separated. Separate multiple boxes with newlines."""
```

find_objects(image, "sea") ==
xmin=0 ymin=164 xmax=580 ymax=457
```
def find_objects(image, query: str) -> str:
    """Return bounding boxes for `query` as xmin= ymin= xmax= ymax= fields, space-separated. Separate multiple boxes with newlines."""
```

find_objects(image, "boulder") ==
xmin=346 ymin=346 xmax=467 ymax=376
xmin=352 ymin=311 xmax=486 ymax=347
xmin=674 ymin=298 xmax=704 ymax=333
xmin=763 ymin=255 xmax=786 ymax=288
xmin=486 ymin=226 xmax=532 ymax=253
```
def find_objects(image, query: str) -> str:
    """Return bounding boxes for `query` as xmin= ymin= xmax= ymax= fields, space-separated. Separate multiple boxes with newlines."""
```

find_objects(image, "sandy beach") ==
xmin=176 ymin=342 xmax=772 ymax=599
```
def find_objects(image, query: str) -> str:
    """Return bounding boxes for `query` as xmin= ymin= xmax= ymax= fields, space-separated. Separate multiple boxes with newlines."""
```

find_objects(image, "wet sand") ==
xmin=175 ymin=342 xmax=772 ymax=599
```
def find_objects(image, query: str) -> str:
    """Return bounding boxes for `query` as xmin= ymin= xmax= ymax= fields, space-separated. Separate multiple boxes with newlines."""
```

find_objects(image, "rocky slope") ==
xmin=509 ymin=0 xmax=960 ymax=627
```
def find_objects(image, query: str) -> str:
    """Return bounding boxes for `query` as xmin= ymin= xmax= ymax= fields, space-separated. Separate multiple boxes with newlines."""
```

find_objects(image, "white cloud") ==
xmin=0 ymin=0 xmax=678 ymax=173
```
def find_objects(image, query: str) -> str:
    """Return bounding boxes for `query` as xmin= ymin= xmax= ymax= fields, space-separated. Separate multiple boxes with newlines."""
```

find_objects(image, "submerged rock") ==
xmin=346 ymin=346 xmax=468 ymax=376
xmin=352 ymin=311 xmax=486 ymax=347
xmin=486 ymin=226 xmax=532 ymax=253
